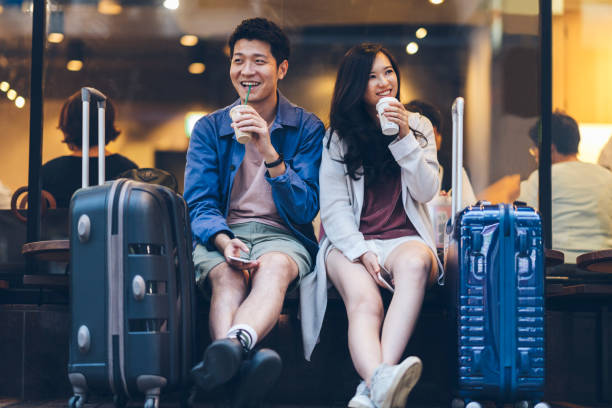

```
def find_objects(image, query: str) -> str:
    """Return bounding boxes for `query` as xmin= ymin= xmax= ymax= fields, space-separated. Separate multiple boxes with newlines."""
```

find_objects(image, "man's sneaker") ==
xmin=348 ymin=380 xmax=375 ymax=408
xmin=369 ymin=356 xmax=422 ymax=408
xmin=191 ymin=338 xmax=244 ymax=391
xmin=232 ymin=348 xmax=282 ymax=408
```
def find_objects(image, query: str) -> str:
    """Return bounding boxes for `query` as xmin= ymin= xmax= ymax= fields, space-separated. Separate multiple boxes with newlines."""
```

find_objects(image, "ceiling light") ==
xmin=48 ymin=33 xmax=64 ymax=43
xmin=7 ymin=89 xmax=17 ymax=100
xmin=0 ymin=5 xmax=4 ymax=14
xmin=163 ymin=0 xmax=179 ymax=10
xmin=188 ymin=62 xmax=205 ymax=75
xmin=66 ymin=40 xmax=84 ymax=71
xmin=429 ymin=0 xmax=444 ymax=4
xmin=15 ymin=96 xmax=25 ymax=108
xmin=98 ymin=0 xmax=122 ymax=15
xmin=48 ymin=10 xmax=64 ymax=43
xmin=180 ymin=35 xmax=198 ymax=47
xmin=406 ymin=42 xmax=419 ymax=55
xmin=67 ymin=60 xmax=83 ymax=71
xmin=0 ymin=81 xmax=9 ymax=92
xmin=223 ymin=44 xmax=231 ymax=58
xmin=416 ymin=27 xmax=428 ymax=39
xmin=21 ymin=0 xmax=33 ymax=14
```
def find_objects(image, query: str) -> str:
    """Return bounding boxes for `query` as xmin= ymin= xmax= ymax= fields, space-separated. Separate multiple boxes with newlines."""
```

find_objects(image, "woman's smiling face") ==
xmin=363 ymin=51 xmax=398 ymax=109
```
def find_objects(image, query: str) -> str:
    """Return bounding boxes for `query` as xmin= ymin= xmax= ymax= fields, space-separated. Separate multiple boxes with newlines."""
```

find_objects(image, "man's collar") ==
xmin=219 ymin=90 xmax=299 ymax=137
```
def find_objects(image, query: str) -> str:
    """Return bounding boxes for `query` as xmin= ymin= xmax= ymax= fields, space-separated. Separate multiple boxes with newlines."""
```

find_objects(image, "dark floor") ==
xmin=0 ymin=399 xmax=608 ymax=408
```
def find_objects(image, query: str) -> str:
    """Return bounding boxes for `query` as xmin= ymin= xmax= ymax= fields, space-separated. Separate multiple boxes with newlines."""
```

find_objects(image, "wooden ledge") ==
xmin=576 ymin=249 xmax=612 ymax=273
xmin=21 ymin=240 xmax=70 ymax=262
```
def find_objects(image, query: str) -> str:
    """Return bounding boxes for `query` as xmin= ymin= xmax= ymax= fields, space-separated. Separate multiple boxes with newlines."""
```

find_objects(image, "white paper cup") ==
xmin=376 ymin=97 xmax=399 ymax=136
xmin=230 ymin=105 xmax=253 ymax=144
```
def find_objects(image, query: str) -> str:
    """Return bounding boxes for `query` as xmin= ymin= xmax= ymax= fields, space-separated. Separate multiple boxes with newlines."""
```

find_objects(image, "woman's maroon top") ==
xmin=359 ymin=167 xmax=417 ymax=240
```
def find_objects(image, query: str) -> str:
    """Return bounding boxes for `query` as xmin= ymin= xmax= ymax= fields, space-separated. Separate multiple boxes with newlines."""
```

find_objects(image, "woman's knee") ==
xmin=346 ymin=292 xmax=384 ymax=319
xmin=391 ymin=252 xmax=431 ymax=286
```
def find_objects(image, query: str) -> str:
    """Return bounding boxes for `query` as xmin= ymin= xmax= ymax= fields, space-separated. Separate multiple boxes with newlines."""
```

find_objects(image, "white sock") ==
xmin=226 ymin=324 xmax=258 ymax=351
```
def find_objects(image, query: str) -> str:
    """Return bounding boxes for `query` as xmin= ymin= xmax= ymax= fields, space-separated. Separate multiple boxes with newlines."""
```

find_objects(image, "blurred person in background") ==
xmin=41 ymin=90 xmax=138 ymax=207
xmin=404 ymin=100 xmax=476 ymax=208
xmin=518 ymin=111 xmax=612 ymax=263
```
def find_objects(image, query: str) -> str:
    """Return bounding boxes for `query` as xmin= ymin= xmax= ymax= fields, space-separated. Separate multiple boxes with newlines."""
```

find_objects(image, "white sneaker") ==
xmin=369 ymin=356 xmax=422 ymax=408
xmin=348 ymin=380 xmax=375 ymax=408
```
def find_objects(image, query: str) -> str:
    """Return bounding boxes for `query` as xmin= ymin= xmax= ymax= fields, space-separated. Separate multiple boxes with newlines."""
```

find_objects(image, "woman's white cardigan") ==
xmin=299 ymin=112 xmax=444 ymax=361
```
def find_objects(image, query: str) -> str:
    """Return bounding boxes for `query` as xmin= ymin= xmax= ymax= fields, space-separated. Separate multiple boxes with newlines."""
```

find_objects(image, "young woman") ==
xmin=315 ymin=43 xmax=442 ymax=408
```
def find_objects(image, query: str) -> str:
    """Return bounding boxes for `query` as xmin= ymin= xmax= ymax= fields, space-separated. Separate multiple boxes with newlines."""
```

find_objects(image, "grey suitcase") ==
xmin=67 ymin=87 xmax=196 ymax=408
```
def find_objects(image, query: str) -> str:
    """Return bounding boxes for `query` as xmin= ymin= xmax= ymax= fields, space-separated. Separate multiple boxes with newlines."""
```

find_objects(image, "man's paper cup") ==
xmin=376 ymin=97 xmax=399 ymax=136
xmin=230 ymin=105 xmax=253 ymax=144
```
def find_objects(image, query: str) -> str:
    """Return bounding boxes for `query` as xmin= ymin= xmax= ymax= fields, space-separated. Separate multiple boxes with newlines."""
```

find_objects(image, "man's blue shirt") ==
xmin=184 ymin=92 xmax=325 ymax=260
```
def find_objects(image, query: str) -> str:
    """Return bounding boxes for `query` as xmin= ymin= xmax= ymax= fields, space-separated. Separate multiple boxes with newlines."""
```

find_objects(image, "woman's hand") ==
xmin=359 ymin=251 xmax=386 ymax=288
xmin=381 ymin=99 xmax=412 ymax=139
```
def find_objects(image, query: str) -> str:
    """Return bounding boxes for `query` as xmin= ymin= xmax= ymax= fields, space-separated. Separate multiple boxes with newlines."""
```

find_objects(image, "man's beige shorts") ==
xmin=193 ymin=221 xmax=312 ymax=295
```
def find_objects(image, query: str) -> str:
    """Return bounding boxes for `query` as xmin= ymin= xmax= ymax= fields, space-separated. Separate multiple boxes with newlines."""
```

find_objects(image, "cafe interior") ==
xmin=1 ymin=0 xmax=611 ymax=407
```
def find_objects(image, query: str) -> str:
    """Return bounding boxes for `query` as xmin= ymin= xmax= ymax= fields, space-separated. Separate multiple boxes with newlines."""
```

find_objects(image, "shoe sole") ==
xmin=191 ymin=340 xmax=242 ymax=391
xmin=348 ymin=395 xmax=375 ymax=408
xmin=381 ymin=356 xmax=422 ymax=408
xmin=232 ymin=349 xmax=282 ymax=408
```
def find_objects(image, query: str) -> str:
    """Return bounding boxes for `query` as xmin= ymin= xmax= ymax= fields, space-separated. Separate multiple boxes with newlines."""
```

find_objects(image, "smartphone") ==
xmin=377 ymin=265 xmax=394 ymax=293
xmin=228 ymin=255 xmax=257 ymax=266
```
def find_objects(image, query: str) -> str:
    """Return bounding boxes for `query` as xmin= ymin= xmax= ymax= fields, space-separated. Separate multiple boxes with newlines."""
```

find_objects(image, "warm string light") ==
xmin=416 ymin=27 xmax=428 ymax=39
xmin=180 ymin=35 xmax=198 ymax=47
xmin=406 ymin=42 xmax=419 ymax=55
xmin=163 ymin=0 xmax=179 ymax=10
xmin=188 ymin=62 xmax=205 ymax=74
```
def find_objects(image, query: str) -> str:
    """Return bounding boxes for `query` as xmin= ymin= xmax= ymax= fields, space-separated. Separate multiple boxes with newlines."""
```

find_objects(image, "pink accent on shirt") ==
xmin=359 ymin=168 xmax=417 ymax=240
xmin=226 ymin=142 xmax=288 ymax=231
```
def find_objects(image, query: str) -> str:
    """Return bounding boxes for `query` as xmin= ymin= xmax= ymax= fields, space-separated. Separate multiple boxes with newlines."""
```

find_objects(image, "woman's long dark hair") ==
xmin=329 ymin=43 xmax=401 ymax=186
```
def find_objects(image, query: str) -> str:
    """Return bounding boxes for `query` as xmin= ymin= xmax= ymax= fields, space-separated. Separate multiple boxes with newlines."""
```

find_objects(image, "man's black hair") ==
xmin=404 ymin=100 xmax=443 ymax=132
xmin=228 ymin=18 xmax=290 ymax=65
xmin=529 ymin=111 xmax=580 ymax=155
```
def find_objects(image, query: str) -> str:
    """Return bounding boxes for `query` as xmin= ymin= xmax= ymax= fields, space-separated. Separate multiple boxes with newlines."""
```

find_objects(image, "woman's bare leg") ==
xmin=326 ymin=249 xmax=385 ymax=383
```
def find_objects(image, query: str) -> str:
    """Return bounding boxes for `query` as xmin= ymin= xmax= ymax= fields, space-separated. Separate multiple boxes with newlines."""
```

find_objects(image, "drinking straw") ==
xmin=244 ymin=84 xmax=252 ymax=105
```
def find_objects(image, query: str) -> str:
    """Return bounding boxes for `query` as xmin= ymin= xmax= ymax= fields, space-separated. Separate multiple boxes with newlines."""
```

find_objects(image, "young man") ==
xmin=184 ymin=18 xmax=324 ymax=404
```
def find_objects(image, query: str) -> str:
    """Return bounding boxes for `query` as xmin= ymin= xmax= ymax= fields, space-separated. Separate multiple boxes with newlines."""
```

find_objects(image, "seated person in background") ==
xmin=0 ymin=179 xmax=10 ymax=209
xmin=518 ymin=111 xmax=612 ymax=263
xmin=184 ymin=17 xmax=324 ymax=403
xmin=404 ymin=100 xmax=476 ymax=208
xmin=41 ymin=90 xmax=137 ymax=207
xmin=598 ymin=135 xmax=612 ymax=171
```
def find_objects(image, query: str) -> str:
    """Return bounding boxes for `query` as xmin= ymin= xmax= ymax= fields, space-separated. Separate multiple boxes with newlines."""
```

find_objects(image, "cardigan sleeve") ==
xmin=319 ymin=132 xmax=370 ymax=262
xmin=388 ymin=113 xmax=440 ymax=204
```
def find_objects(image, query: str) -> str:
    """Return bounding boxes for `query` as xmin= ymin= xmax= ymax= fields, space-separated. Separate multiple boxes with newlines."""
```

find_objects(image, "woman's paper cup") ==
xmin=376 ymin=97 xmax=399 ymax=136
xmin=230 ymin=105 xmax=253 ymax=144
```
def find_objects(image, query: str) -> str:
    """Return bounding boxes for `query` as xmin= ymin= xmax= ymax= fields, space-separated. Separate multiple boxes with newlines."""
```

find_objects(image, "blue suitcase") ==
xmin=444 ymin=98 xmax=547 ymax=408
xmin=67 ymin=88 xmax=196 ymax=408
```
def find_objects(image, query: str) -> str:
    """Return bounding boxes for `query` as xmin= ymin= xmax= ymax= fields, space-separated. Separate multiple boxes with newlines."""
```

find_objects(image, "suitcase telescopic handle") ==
xmin=81 ymin=87 xmax=108 ymax=188
xmin=451 ymin=97 xmax=464 ymax=225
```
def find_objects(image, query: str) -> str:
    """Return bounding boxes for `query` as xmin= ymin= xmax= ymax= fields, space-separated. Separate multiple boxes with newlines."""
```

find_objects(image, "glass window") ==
xmin=544 ymin=0 xmax=612 ymax=263
xmin=0 ymin=1 xmax=32 ymax=208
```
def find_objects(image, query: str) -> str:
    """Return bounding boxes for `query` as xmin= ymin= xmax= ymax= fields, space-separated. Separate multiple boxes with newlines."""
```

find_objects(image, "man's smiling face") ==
xmin=229 ymin=39 xmax=287 ymax=106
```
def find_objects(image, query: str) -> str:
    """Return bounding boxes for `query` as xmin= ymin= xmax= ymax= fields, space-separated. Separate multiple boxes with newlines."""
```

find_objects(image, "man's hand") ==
xmin=359 ymin=251 xmax=386 ymax=288
xmin=230 ymin=105 xmax=285 ymax=176
xmin=214 ymin=233 xmax=259 ymax=272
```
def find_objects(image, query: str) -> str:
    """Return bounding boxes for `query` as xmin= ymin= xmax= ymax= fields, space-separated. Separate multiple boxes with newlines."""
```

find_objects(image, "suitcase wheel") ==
xmin=68 ymin=395 xmax=86 ymax=408
xmin=114 ymin=394 xmax=128 ymax=408
xmin=514 ymin=401 xmax=530 ymax=408
xmin=144 ymin=396 xmax=159 ymax=408
xmin=465 ymin=401 xmax=482 ymax=408
xmin=533 ymin=403 xmax=550 ymax=408
xmin=451 ymin=398 xmax=465 ymax=408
